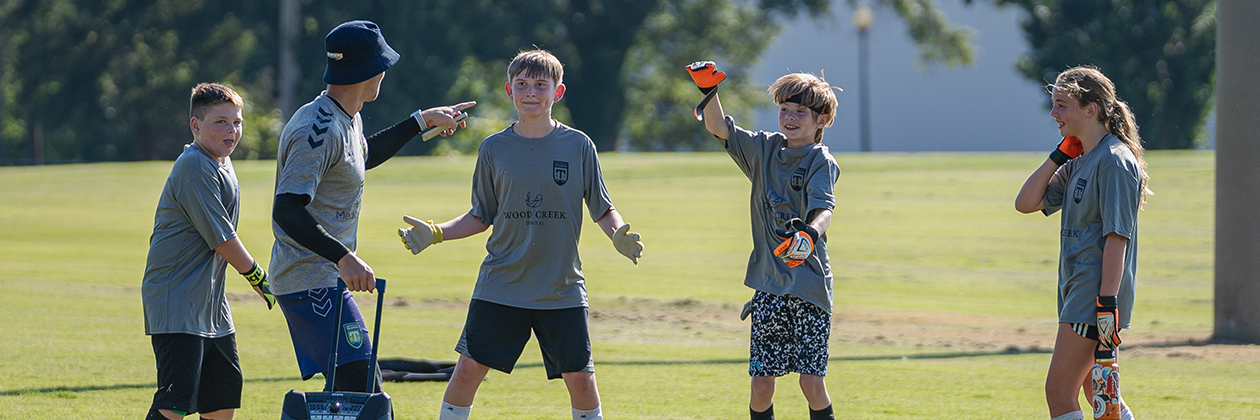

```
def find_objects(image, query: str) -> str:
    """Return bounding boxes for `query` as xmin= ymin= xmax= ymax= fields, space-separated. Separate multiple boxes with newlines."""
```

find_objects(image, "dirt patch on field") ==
xmin=583 ymin=297 xmax=1260 ymax=364
xmin=226 ymin=291 xmax=1260 ymax=363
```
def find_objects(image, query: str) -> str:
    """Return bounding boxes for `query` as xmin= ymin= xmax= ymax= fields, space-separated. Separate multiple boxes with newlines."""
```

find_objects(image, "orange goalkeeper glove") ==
xmin=686 ymin=61 xmax=726 ymax=121
xmin=1096 ymin=295 xmax=1122 ymax=349
xmin=686 ymin=61 xmax=727 ymax=94
xmin=1049 ymin=136 xmax=1083 ymax=166
xmin=773 ymin=218 xmax=819 ymax=268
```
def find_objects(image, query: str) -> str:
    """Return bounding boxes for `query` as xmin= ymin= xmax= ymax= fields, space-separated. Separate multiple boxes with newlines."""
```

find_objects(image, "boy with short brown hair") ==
xmin=688 ymin=62 xmax=841 ymax=420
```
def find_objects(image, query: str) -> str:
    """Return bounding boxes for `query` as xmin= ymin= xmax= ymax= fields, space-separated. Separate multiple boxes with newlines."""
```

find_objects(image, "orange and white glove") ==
xmin=773 ymin=218 xmax=819 ymax=268
xmin=685 ymin=61 xmax=727 ymax=94
xmin=1049 ymin=136 xmax=1083 ymax=166
xmin=1096 ymin=295 xmax=1122 ymax=349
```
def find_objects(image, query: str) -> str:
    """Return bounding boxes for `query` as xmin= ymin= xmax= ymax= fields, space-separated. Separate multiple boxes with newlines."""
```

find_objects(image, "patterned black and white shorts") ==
xmin=748 ymin=291 xmax=831 ymax=377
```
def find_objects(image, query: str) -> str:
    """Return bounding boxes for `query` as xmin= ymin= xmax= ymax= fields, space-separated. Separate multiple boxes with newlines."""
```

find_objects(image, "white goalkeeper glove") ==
xmin=398 ymin=215 xmax=444 ymax=255
xmin=612 ymin=223 xmax=643 ymax=265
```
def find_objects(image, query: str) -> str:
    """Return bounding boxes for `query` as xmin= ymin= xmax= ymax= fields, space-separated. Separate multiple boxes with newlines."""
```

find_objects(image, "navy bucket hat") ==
xmin=322 ymin=20 xmax=400 ymax=85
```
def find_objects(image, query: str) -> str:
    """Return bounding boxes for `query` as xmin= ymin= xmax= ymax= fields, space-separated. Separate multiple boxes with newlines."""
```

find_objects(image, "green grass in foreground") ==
xmin=1 ymin=150 xmax=1250 ymax=419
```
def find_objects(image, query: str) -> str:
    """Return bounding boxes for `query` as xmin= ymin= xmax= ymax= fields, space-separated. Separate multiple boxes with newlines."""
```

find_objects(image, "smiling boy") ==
xmin=397 ymin=49 xmax=643 ymax=420
xmin=141 ymin=83 xmax=275 ymax=420
xmin=688 ymin=62 xmax=841 ymax=420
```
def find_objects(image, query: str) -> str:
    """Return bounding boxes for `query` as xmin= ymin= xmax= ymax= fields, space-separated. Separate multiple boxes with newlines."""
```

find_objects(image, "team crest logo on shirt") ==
xmin=343 ymin=323 xmax=363 ymax=349
xmin=525 ymin=192 xmax=543 ymax=208
xmin=553 ymin=161 xmax=569 ymax=185
xmin=1073 ymin=178 xmax=1088 ymax=204
xmin=790 ymin=167 xmax=807 ymax=191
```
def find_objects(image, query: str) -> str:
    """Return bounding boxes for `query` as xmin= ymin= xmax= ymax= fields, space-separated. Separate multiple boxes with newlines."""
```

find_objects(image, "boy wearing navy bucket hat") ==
xmin=269 ymin=20 xmax=475 ymax=392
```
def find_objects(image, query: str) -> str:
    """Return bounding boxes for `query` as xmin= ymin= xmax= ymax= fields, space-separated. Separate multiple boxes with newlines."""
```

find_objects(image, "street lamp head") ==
xmin=853 ymin=4 xmax=874 ymax=32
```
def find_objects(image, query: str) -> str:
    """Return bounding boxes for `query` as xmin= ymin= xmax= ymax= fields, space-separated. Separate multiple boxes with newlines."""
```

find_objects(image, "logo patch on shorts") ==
xmin=343 ymin=323 xmax=363 ymax=349
xmin=553 ymin=161 xmax=569 ymax=185
xmin=790 ymin=167 xmax=807 ymax=191
xmin=1073 ymin=178 xmax=1088 ymax=204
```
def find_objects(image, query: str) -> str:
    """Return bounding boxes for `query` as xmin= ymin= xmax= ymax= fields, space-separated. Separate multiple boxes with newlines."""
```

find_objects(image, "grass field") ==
xmin=2 ymin=150 xmax=1254 ymax=419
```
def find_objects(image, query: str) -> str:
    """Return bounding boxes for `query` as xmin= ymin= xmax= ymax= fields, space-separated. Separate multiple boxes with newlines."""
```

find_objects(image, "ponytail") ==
xmin=1103 ymin=98 xmax=1151 ymax=208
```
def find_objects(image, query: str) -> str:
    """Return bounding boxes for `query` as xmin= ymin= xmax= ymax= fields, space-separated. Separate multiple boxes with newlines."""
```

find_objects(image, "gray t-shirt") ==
xmin=1043 ymin=133 xmax=1141 ymax=328
xmin=142 ymin=143 xmax=239 ymax=337
xmin=269 ymin=93 xmax=367 ymax=295
xmin=724 ymin=117 xmax=839 ymax=313
xmin=467 ymin=123 xmax=614 ymax=309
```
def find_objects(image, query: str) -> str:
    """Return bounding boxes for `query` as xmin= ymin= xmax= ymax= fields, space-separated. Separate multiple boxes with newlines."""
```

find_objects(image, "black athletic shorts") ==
xmin=150 ymin=333 xmax=243 ymax=414
xmin=455 ymin=299 xmax=594 ymax=379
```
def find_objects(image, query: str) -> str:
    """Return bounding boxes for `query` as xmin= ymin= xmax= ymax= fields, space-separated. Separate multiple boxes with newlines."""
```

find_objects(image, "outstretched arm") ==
xmin=596 ymin=209 xmax=643 ymax=265
xmin=595 ymin=209 xmax=625 ymax=240
xmin=398 ymin=212 xmax=489 ymax=255
xmin=437 ymin=213 xmax=490 ymax=241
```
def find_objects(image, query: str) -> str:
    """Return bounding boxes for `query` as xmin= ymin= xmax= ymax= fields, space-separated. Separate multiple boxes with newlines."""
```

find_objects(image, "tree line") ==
xmin=0 ymin=0 xmax=1215 ymax=165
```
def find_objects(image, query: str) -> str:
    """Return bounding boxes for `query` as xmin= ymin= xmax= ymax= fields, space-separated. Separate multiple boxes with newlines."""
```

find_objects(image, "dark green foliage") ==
xmin=0 ymin=0 xmax=982 ymax=163
xmin=996 ymin=0 xmax=1216 ymax=149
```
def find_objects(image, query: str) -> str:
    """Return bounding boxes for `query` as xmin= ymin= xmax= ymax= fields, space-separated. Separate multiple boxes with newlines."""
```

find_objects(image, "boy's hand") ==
xmin=399 ymin=216 xmax=444 ymax=255
xmin=1048 ymin=136 xmax=1083 ymax=166
xmin=240 ymin=263 xmax=276 ymax=310
xmin=612 ymin=223 xmax=643 ymax=265
xmin=773 ymin=218 xmax=819 ymax=268
xmin=686 ymin=61 xmax=726 ymax=121
xmin=1096 ymin=295 xmax=1122 ymax=349
xmin=686 ymin=61 xmax=726 ymax=94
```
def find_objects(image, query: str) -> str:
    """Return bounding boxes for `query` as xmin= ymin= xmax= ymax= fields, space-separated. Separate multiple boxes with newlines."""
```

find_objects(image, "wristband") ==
xmin=241 ymin=263 xmax=266 ymax=286
xmin=1097 ymin=295 xmax=1118 ymax=307
xmin=411 ymin=109 xmax=429 ymax=132
xmin=431 ymin=221 xmax=444 ymax=244
xmin=1049 ymin=148 xmax=1071 ymax=166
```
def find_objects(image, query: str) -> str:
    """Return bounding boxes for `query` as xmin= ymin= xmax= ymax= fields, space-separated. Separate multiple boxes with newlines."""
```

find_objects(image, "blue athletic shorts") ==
xmin=455 ymin=299 xmax=593 ymax=379
xmin=277 ymin=287 xmax=373 ymax=379
xmin=748 ymin=291 xmax=831 ymax=377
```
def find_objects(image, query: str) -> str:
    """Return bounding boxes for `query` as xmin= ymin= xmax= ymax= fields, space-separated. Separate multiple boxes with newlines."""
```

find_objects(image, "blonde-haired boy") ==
xmin=688 ymin=62 xmax=841 ymax=420
xmin=399 ymin=49 xmax=643 ymax=420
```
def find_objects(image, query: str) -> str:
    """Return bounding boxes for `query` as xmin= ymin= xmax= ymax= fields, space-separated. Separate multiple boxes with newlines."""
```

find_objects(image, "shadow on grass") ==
xmin=1130 ymin=337 xmax=1260 ymax=348
xmin=513 ymin=346 xmax=1053 ymax=369
xmin=2 ymin=348 xmax=1059 ymax=396
xmin=0 ymin=376 xmax=298 ymax=397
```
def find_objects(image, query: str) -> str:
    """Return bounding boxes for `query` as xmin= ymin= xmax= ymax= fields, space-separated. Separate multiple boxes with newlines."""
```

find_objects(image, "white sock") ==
xmin=1121 ymin=406 xmax=1135 ymax=420
xmin=1050 ymin=411 xmax=1083 ymax=420
xmin=439 ymin=401 xmax=472 ymax=420
xmin=573 ymin=406 xmax=602 ymax=420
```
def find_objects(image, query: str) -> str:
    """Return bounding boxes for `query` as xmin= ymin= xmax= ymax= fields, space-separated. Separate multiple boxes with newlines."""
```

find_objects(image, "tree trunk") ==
xmin=1214 ymin=0 xmax=1260 ymax=343
xmin=563 ymin=0 xmax=660 ymax=152
xmin=27 ymin=119 xmax=43 ymax=165
xmin=279 ymin=0 xmax=300 ymax=122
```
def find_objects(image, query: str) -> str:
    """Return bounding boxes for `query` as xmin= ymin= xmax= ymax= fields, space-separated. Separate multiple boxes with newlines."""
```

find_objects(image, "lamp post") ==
xmin=852 ymin=3 xmax=874 ymax=152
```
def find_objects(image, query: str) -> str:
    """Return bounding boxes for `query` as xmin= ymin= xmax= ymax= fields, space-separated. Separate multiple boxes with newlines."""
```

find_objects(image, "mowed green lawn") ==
xmin=2 ymin=150 xmax=1254 ymax=419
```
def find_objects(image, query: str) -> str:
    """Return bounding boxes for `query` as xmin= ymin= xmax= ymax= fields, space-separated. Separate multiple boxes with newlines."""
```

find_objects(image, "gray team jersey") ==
xmin=269 ymin=93 xmax=367 ymax=295
xmin=467 ymin=122 xmax=613 ymax=309
xmin=142 ymin=143 xmax=239 ymax=337
xmin=1043 ymin=133 xmax=1141 ymax=328
xmin=724 ymin=117 xmax=840 ymax=313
